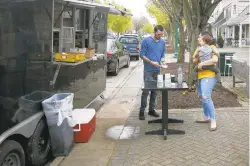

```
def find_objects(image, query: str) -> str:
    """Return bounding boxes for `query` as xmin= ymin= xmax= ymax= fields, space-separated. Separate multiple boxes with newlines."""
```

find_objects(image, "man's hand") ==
xmin=150 ymin=61 xmax=161 ymax=68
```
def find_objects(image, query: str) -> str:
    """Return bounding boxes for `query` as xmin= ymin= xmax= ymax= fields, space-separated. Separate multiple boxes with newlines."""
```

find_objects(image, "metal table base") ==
xmin=145 ymin=90 xmax=185 ymax=140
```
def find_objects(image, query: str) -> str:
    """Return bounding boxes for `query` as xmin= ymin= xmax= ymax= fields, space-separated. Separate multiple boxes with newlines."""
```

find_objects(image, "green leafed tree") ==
xmin=142 ymin=24 xmax=154 ymax=33
xmin=146 ymin=3 xmax=169 ymax=29
xmin=146 ymin=2 xmax=175 ymax=53
xmin=147 ymin=0 xmax=222 ymax=86
xmin=105 ymin=1 xmax=132 ymax=36
xmin=148 ymin=0 xmax=185 ymax=63
xmin=111 ymin=15 xmax=133 ymax=35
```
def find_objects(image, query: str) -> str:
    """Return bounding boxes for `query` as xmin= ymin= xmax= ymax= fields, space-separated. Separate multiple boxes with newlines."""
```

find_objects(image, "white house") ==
xmin=210 ymin=0 xmax=250 ymax=47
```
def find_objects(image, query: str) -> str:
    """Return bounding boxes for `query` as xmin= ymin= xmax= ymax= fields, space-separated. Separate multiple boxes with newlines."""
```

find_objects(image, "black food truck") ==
xmin=0 ymin=0 xmax=126 ymax=165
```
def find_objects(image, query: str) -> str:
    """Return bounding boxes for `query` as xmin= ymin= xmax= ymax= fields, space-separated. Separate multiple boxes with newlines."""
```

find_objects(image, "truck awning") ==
xmin=57 ymin=0 xmax=123 ymax=15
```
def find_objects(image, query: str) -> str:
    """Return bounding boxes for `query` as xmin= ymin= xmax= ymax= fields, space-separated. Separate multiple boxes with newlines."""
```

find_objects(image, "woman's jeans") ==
xmin=140 ymin=71 xmax=159 ymax=113
xmin=196 ymin=77 xmax=217 ymax=120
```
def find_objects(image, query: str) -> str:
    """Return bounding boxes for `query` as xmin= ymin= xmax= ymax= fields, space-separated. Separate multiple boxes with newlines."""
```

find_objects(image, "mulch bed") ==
xmin=156 ymin=63 xmax=242 ymax=109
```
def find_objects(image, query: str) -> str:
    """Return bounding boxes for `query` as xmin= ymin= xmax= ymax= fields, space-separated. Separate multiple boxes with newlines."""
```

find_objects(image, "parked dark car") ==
xmin=118 ymin=36 xmax=140 ymax=60
xmin=106 ymin=38 xmax=130 ymax=76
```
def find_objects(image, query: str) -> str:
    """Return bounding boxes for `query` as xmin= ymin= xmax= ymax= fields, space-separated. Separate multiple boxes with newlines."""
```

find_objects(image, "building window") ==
xmin=233 ymin=5 xmax=236 ymax=14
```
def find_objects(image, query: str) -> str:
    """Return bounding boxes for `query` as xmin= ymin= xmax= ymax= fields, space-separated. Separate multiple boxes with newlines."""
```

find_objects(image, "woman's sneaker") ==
xmin=210 ymin=119 xmax=217 ymax=131
xmin=195 ymin=117 xmax=210 ymax=123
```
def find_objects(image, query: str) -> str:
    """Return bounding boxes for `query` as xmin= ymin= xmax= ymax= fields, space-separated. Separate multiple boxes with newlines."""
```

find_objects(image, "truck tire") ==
xmin=26 ymin=119 xmax=51 ymax=166
xmin=0 ymin=140 xmax=25 ymax=166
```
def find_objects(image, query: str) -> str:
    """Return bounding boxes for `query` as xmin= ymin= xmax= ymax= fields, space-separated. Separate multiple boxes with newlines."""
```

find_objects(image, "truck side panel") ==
xmin=0 ymin=0 xmax=106 ymax=137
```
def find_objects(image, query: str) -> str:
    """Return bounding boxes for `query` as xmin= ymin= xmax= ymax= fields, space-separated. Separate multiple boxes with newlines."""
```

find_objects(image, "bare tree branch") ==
xmin=183 ymin=3 xmax=193 ymax=32
xmin=160 ymin=0 xmax=182 ymax=25
xmin=197 ymin=0 xmax=201 ymax=30
xmin=191 ymin=0 xmax=198 ymax=16
xmin=183 ymin=0 xmax=193 ymax=30
xmin=206 ymin=0 xmax=222 ymax=17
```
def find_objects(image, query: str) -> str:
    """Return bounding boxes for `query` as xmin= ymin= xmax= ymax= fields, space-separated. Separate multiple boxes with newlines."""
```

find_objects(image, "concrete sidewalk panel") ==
xmin=59 ymin=118 xmax=127 ymax=166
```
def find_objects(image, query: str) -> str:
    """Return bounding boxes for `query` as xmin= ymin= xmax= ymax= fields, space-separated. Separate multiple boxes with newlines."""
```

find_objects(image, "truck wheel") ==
xmin=0 ymin=140 xmax=25 ymax=166
xmin=26 ymin=119 xmax=51 ymax=166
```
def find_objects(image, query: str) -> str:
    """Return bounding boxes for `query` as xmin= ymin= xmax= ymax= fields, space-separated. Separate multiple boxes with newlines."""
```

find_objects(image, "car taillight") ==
xmin=136 ymin=45 xmax=140 ymax=51
xmin=106 ymin=52 xmax=112 ymax=56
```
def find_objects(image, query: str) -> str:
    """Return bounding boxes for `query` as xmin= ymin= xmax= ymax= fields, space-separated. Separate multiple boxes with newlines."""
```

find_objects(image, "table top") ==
xmin=142 ymin=81 xmax=189 ymax=91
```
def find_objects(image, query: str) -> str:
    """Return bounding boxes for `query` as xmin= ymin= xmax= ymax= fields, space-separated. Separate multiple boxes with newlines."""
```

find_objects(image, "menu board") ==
xmin=93 ymin=12 xmax=107 ymax=42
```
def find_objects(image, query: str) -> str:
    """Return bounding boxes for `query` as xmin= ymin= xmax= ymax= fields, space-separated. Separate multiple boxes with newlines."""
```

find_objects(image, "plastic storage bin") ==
xmin=54 ymin=52 xmax=86 ymax=63
xmin=218 ymin=52 xmax=235 ymax=76
xmin=19 ymin=91 xmax=52 ymax=111
xmin=72 ymin=109 xmax=96 ymax=143
xmin=11 ymin=91 xmax=52 ymax=123
xmin=42 ymin=93 xmax=74 ymax=157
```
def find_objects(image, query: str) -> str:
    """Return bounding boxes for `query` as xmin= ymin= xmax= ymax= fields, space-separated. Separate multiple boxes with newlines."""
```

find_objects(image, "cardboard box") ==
xmin=85 ymin=48 xmax=95 ymax=58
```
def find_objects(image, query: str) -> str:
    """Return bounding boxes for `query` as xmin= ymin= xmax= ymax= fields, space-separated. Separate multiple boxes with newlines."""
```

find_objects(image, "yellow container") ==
xmin=54 ymin=52 xmax=86 ymax=63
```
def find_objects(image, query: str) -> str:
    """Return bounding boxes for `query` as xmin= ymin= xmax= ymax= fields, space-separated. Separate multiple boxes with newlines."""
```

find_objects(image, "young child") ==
xmin=193 ymin=34 xmax=221 ymax=84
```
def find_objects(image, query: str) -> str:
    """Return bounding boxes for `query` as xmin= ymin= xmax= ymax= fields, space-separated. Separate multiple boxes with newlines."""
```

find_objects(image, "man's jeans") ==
xmin=196 ymin=77 xmax=217 ymax=119
xmin=140 ymin=71 xmax=159 ymax=113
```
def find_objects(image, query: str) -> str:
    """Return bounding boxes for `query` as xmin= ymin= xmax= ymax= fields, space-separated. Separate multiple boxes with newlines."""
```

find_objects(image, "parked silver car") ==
xmin=106 ymin=38 xmax=130 ymax=75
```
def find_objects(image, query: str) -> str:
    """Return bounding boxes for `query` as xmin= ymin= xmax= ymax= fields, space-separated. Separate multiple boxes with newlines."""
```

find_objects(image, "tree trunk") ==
xmin=166 ymin=24 xmax=174 ymax=53
xmin=169 ymin=17 xmax=176 ymax=50
xmin=166 ymin=25 xmax=172 ymax=45
xmin=187 ymin=31 xmax=199 ymax=86
xmin=177 ymin=23 xmax=185 ymax=63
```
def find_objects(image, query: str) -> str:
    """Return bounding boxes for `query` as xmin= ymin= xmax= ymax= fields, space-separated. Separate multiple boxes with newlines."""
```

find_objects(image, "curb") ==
xmin=97 ymin=60 xmax=142 ymax=117
xmin=164 ymin=106 xmax=249 ymax=114
xmin=50 ymin=157 xmax=65 ymax=166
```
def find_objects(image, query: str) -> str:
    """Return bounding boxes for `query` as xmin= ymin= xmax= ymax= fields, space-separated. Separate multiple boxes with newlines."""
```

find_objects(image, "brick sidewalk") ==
xmin=108 ymin=101 xmax=249 ymax=166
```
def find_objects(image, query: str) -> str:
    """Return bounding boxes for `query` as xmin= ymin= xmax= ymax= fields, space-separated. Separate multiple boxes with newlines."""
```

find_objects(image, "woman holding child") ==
xmin=193 ymin=31 xmax=219 ymax=131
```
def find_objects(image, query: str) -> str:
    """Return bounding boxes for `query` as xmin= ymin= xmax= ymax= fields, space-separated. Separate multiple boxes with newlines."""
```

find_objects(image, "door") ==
xmin=115 ymin=41 xmax=126 ymax=67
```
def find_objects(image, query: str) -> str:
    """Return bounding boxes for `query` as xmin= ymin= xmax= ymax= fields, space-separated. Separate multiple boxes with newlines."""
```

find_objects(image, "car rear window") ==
xmin=119 ymin=37 xmax=138 ymax=44
xmin=107 ymin=39 xmax=115 ymax=51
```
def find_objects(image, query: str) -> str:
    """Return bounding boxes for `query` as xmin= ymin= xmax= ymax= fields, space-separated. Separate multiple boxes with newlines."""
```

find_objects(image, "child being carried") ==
xmin=193 ymin=34 xmax=221 ymax=83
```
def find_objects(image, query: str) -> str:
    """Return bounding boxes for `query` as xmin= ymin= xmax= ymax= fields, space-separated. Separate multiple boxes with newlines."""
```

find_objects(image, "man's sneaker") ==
xmin=210 ymin=119 xmax=217 ymax=131
xmin=139 ymin=112 xmax=145 ymax=120
xmin=148 ymin=110 xmax=160 ymax=117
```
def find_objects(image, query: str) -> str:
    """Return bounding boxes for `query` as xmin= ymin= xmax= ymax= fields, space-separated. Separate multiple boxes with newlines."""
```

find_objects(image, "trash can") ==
xmin=42 ymin=93 xmax=75 ymax=157
xmin=11 ymin=91 xmax=52 ymax=123
xmin=218 ymin=52 xmax=235 ymax=76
